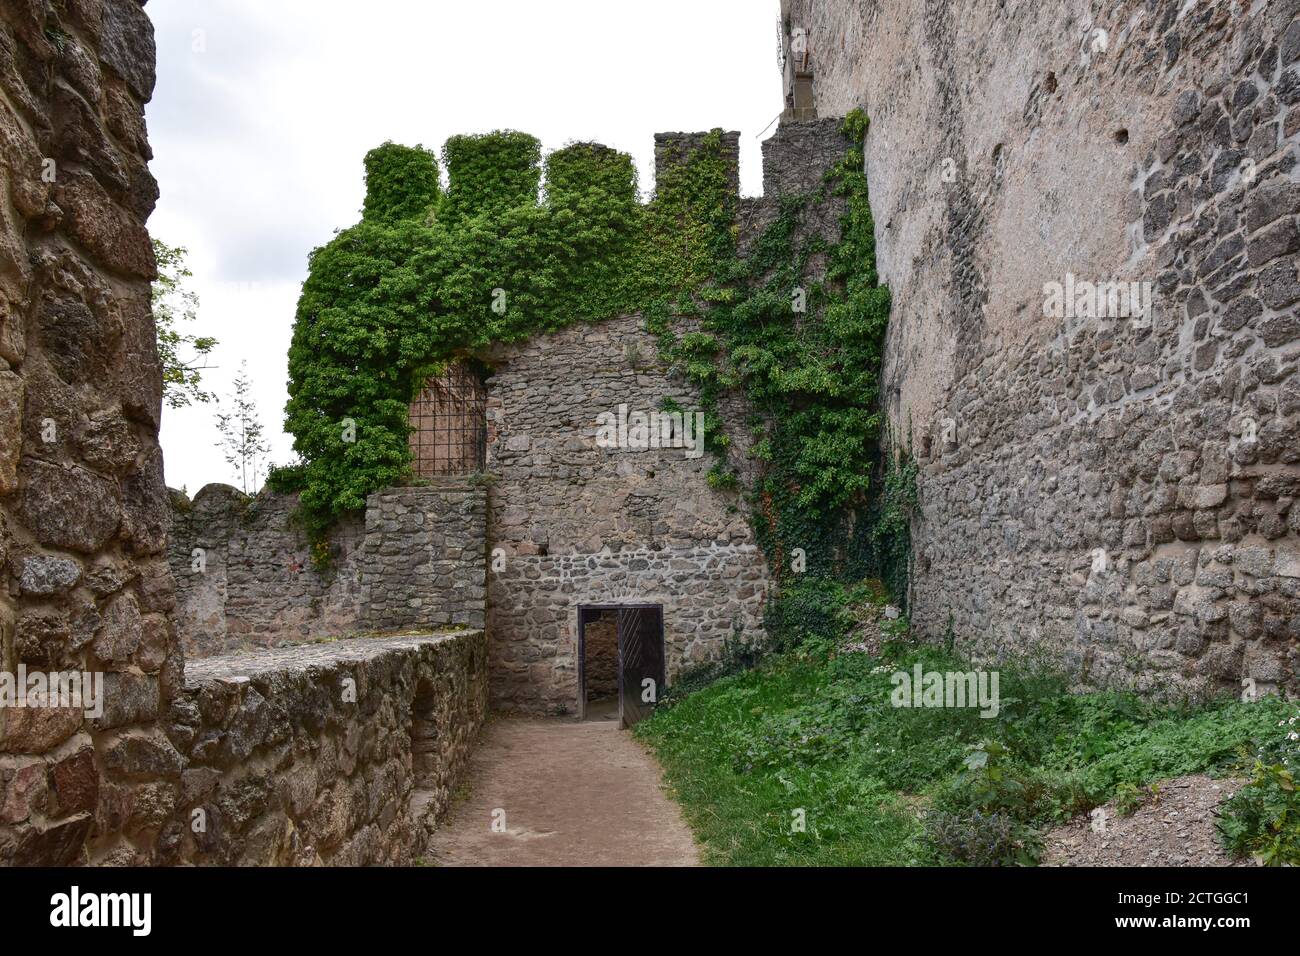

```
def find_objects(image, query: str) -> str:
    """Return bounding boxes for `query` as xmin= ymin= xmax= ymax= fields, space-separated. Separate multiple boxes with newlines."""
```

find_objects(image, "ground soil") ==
xmin=423 ymin=714 xmax=701 ymax=866
xmin=1042 ymin=774 xmax=1251 ymax=867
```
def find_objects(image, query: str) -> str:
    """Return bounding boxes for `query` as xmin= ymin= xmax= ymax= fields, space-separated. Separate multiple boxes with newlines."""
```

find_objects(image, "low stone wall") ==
xmin=156 ymin=630 xmax=486 ymax=866
xmin=169 ymin=480 xmax=487 ymax=658
xmin=168 ymin=486 xmax=365 ymax=657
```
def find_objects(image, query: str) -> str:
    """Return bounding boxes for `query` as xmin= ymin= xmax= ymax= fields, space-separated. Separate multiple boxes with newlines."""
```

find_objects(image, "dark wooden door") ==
xmin=616 ymin=606 xmax=664 ymax=729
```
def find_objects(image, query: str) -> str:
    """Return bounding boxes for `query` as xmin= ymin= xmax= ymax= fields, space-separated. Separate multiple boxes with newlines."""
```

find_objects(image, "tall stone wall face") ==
xmin=0 ymin=0 xmax=185 ymax=864
xmin=168 ymin=480 xmax=487 ymax=658
xmin=484 ymin=314 xmax=771 ymax=713
xmin=0 ymin=1 xmax=493 ymax=869
xmin=797 ymin=0 xmax=1300 ymax=694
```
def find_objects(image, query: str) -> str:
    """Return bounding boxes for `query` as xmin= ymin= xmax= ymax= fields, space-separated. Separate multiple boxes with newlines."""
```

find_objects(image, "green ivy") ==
xmin=658 ymin=111 xmax=898 ymax=601
xmin=361 ymin=142 xmax=440 ymax=223
xmin=280 ymin=115 xmax=902 ymax=602
xmin=278 ymin=131 xmax=731 ymax=539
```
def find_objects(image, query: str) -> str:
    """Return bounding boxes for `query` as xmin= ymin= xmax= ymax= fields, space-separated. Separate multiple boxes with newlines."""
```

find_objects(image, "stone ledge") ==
xmin=183 ymin=630 xmax=479 ymax=686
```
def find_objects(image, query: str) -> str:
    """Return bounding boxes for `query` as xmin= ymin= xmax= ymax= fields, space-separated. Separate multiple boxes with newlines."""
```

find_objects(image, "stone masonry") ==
xmin=789 ymin=0 xmax=1300 ymax=695
xmin=1 ymin=0 xmax=490 ymax=867
xmin=168 ymin=479 xmax=487 ymax=658
xmin=168 ymin=485 xmax=366 ymax=658
xmin=483 ymin=313 xmax=771 ymax=713
xmin=163 ymin=630 xmax=486 ymax=866
xmin=0 ymin=0 xmax=182 ymax=865
xmin=362 ymin=481 xmax=487 ymax=635
xmin=479 ymin=118 xmax=852 ymax=714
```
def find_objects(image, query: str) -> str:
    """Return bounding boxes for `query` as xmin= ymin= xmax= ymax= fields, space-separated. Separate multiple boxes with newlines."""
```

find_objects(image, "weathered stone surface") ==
xmin=17 ymin=458 xmax=121 ymax=554
xmin=48 ymin=745 xmax=99 ymax=816
xmin=94 ymin=671 xmax=161 ymax=730
xmin=53 ymin=167 xmax=155 ymax=279
xmin=167 ymin=481 xmax=487 ymax=660
xmin=101 ymin=730 xmax=186 ymax=780
xmin=0 ymin=369 xmax=23 ymax=493
xmin=170 ymin=630 xmax=487 ymax=865
xmin=0 ymin=759 xmax=48 ymax=823
xmin=98 ymin=0 xmax=156 ymax=101
xmin=484 ymin=310 xmax=772 ymax=713
xmin=10 ymin=815 xmax=92 ymax=866
xmin=0 ymin=703 xmax=83 ymax=755
xmin=93 ymin=590 xmax=143 ymax=666
xmin=18 ymin=554 xmax=82 ymax=595
xmin=795 ymin=0 xmax=1300 ymax=696
xmin=120 ymin=445 xmax=169 ymax=554
xmin=362 ymin=482 xmax=488 ymax=635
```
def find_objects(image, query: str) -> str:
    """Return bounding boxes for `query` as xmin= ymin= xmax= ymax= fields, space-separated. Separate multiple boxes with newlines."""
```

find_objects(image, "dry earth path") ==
xmin=423 ymin=714 xmax=701 ymax=866
xmin=1042 ymin=774 xmax=1250 ymax=867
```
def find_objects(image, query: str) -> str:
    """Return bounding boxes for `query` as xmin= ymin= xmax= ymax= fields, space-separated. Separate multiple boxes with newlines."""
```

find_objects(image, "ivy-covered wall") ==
xmin=280 ymin=110 xmax=896 ymax=617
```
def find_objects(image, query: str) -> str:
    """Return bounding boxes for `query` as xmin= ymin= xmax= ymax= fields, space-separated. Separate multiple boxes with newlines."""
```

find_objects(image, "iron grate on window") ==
xmin=408 ymin=363 xmax=486 ymax=478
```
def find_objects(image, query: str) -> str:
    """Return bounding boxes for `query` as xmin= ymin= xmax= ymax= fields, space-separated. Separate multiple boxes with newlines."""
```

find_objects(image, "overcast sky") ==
xmin=146 ymin=0 xmax=782 ymax=494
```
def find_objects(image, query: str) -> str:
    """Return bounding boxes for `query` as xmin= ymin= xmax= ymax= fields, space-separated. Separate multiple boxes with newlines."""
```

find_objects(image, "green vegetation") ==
xmin=214 ymin=360 xmax=272 ymax=495
xmin=152 ymin=238 xmax=217 ymax=408
xmin=277 ymin=131 xmax=726 ymax=540
xmin=652 ymin=110 xmax=895 ymax=596
xmin=1216 ymin=706 xmax=1300 ymax=865
xmin=278 ymin=114 xmax=901 ymax=602
xmin=636 ymin=620 xmax=1291 ymax=866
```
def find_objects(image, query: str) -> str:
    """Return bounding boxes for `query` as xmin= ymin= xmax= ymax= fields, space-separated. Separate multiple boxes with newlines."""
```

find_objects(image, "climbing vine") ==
xmin=278 ymin=113 xmax=906 ymax=608
xmin=656 ymin=110 xmax=899 ymax=600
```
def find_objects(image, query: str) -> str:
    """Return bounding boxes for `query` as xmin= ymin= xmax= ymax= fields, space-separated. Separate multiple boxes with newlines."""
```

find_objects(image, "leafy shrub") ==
xmin=1217 ymin=708 xmax=1300 ymax=866
xmin=764 ymin=575 xmax=855 ymax=651
xmin=362 ymin=142 xmax=440 ymax=223
xmin=923 ymin=809 xmax=1038 ymax=867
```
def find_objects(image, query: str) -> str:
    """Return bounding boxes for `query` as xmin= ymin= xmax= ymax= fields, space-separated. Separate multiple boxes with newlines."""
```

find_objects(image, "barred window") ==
xmin=408 ymin=363 xmax=486 ymax=477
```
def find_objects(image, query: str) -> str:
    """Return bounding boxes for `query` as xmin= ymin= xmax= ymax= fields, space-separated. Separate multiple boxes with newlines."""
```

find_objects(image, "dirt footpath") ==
xmin=422 ymin=715 xmax=701 ymax=866
xmin=1042 ymin=774 xmax=1250 ymax=867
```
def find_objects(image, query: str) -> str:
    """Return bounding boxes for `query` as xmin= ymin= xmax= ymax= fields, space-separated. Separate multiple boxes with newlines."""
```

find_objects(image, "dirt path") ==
xmin=423 ymin=715 xmax=701 ymax=866
xmin=1042 ymin=774 xmax=1250 ymax=867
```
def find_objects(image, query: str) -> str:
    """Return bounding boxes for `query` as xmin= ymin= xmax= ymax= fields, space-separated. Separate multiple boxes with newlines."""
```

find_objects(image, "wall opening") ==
xmin=409 ymin=679 xmax=439 ymax=816
xmin=409 ymin=362 xmax=487 ymax=477
xmin=578 ymin=604 xmax=666 ymax=728
xmin=580 ymin=610 xmax=620 ymax=721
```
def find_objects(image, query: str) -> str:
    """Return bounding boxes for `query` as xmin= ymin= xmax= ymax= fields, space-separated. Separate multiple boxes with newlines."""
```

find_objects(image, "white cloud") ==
xmin=147 ymin=0 xmax=783 ymax=493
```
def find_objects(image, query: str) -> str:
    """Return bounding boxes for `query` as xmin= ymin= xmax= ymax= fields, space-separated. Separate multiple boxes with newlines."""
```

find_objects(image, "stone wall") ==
xmin=789 ymin=0 xmax=1300 ymax=694
xmin=0 ymin=0 xmax=185 ymax=864
xmin=160 ymin=630 xmax=487 ymax=866
xmin=481 ymin=118 xmax=855 ymax=713
xmin=169 ymin=479 xmax=487 ymax=658
xmin=483 ymin=313 xmax=771 ymax=713
xmin=168 ymin=486 xmax=365 ymax=657
xmin=362 ymin=482 xmax=487 ymax=634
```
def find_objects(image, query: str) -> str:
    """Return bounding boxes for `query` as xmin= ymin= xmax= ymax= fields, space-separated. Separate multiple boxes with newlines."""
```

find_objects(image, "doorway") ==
xmin=577 ymin=604 xmax=665 ymax=729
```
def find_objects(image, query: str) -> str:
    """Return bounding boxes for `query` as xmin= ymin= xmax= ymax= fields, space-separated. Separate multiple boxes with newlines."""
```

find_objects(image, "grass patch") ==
xmin=636 ymin=637 xmax=1290 ymax=866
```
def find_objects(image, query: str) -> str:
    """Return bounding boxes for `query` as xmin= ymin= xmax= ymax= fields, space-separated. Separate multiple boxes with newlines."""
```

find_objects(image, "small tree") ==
xmin=214 ymin=361 xmax=271 ymax=494
xmin=153 ymin=238 xmax=217 ymax=407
